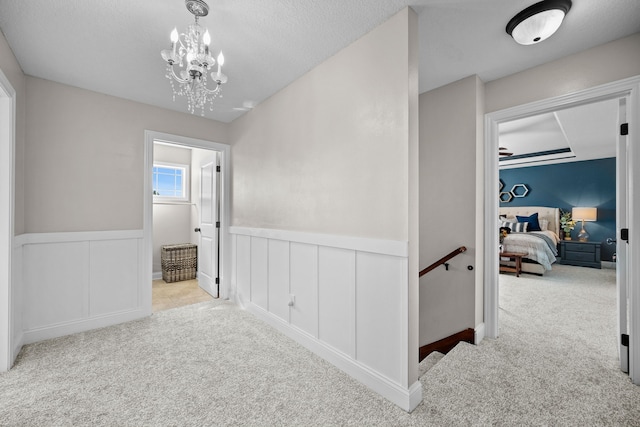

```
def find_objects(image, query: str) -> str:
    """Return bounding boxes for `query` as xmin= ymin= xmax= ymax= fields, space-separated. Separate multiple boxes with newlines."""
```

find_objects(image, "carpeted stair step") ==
xmin=418 ymin=350 xmax=445 ymax=378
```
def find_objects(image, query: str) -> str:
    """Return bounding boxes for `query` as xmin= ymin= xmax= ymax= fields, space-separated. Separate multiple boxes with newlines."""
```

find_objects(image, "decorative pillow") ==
xmin=500 ymin=220 xmax=528 ymax=233
xmin=539 ymin=219 xmax=549 ymax=231
xmin=516 ymin=213 xmax=541 ymax=232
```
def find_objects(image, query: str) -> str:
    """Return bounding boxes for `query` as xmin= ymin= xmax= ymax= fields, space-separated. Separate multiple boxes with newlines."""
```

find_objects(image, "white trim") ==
xmin=16 ymin=229 xmax=147 ymax=343
xmin=144 ymin=131 xmax=231 ymax=300
xmin=230 ymin=226 xmax=408 ymax=257
xmin=627 ymin=78 xmax=640 ymax=384
xmin=245 ymin=302 xmax=422 ymax=412
xmin=484 ymin=75 xmax=640 ymax=383
xmin=475 ymin=322 xmax=485 ymax=345
xmin=22 ymin=308 xmax=147 ymax=345
xmin=14 ymin=230 xmax=143 ymax=246
xmin=0 ymin=68 xmax=16 ymax=372
xmin=230 ymin=227 xmax=419 ymax=411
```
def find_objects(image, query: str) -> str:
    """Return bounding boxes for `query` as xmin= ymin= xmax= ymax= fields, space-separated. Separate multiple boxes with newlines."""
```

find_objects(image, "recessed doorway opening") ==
xmin=143 ymin=131 xmax=231 ymax=315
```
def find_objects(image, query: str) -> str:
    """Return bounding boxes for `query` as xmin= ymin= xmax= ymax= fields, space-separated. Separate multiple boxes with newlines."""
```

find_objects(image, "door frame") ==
xmin=483 ymin=75 xmax=640 ymax=383
xmin=143 ymin=131 xmax=231 ymax=309
xmin=0 ymin=69 xmax=16 ymax=371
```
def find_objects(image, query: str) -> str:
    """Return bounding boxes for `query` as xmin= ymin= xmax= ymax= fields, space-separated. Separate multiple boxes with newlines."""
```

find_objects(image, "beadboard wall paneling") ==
xmin=229 ymin=226 xmax=419 ymax=411
xmin=16 ymin=230 xmax=147 ymax=344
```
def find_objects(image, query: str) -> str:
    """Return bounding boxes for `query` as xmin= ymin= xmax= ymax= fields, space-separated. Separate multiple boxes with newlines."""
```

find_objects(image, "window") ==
xmin=153 ymin=163 xmax=189 ymax=202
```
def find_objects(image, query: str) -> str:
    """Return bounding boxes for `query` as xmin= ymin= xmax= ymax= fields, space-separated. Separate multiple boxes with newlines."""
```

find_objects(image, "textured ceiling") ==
xmin=0 ymin=0 xmax=639 ymax=123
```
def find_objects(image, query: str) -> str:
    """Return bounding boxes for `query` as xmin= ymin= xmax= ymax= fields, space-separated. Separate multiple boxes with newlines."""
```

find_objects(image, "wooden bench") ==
xmin=499 ymin=252 xmax=526 ymax=277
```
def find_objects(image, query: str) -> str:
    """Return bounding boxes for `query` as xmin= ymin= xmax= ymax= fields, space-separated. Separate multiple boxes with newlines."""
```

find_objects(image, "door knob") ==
xmin=194 ymin=228 xmax=201 ymax=233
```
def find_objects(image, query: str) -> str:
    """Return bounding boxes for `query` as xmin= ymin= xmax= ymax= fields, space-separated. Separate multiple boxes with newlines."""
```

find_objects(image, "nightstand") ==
xmin=559 ymin=240 xmax=601 ymax=269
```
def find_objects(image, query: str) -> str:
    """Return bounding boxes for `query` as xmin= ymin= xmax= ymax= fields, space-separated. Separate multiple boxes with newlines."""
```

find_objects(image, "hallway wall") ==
xmin=229 ymin=8 xmax=420 ymax=411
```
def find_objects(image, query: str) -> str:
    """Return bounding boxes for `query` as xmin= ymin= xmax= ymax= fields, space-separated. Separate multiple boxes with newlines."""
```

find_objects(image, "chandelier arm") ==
xmin=168 ymin=65 xmax=190 ymax=84
xmin=199 ymin=83 xmax=221 ymax=96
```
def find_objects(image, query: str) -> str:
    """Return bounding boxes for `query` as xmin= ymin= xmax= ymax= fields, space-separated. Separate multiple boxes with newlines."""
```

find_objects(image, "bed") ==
xmin=499 ymin=206 xmax=561 ymax=275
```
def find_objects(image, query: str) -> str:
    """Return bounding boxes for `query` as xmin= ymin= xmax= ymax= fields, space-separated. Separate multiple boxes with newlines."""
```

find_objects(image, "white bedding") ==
xmin=501 ymin=230 xmax=559 ymax=271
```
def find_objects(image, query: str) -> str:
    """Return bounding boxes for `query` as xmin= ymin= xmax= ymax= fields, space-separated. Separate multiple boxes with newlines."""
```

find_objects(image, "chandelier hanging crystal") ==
xmin=160 ymin=0 xmax=228 ymax=115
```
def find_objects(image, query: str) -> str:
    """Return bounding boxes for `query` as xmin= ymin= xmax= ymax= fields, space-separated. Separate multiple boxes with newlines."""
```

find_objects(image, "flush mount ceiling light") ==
xmin=506 ymin=0 xmax=572 ymax=45
xmin=160 ymin=0 xmax=228 ymax=115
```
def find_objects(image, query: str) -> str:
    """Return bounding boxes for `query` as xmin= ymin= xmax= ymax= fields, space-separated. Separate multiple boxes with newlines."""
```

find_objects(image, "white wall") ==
xmin=23 ymin=76 xmax=228 ymax=233
xmin=10 ymin=75 xmax=229 ymax=348
xmin=231 ymin=227 xmax=420 ymax=411
xmin=486 ymin=32 xmax=640 ymax=113
xmin=16 ymin=230 xmax=145 ymax=344
xmin=230 ymin=15 xmax=413 ymax=242
xmin=418 ymin=75 xmax=484 ymax=346
xmin=229 ymin=8 xmax=420 ymax=411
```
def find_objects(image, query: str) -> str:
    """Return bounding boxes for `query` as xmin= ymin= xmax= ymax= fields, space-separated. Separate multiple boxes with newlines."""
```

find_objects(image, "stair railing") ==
xmin=419 ymin=246 xmax=467 ymax=277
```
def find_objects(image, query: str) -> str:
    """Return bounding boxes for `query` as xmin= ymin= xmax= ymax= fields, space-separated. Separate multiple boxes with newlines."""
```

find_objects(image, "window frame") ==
xmin=152 ymin=162 xmax=190 ymax=203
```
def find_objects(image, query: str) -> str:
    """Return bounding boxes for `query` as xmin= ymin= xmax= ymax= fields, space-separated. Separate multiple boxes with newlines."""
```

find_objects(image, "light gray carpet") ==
xmin=1 ymin=264 xmax=639 ymax=426
xmin=420 ymin=264 xmax=640 ymax=426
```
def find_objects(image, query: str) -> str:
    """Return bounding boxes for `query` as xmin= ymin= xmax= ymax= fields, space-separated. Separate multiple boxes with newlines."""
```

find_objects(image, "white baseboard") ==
xmin=602 ymin=261 xmax=616 ymax=269
xmin=245 ymin=302 xmax=422 ymax=412
xmin=475 ymin=323 xmax=485 ymax=345
xmin=23 ymin=308 xmax=150 ymax=345
xmin=11 ymin=331 xmax=23 ymax=367
xmin=152 ymin=271 xmax=163 ymax=280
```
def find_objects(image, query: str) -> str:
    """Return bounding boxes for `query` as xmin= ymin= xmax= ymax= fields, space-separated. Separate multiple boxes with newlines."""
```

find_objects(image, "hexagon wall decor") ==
xmin=510 ymin=183 xmax=529 ymax=198
xmin=499 ymin=191 xmax=513 ymax=203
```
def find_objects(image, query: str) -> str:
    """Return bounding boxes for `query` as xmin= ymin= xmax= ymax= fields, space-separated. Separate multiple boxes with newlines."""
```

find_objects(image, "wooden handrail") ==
xmin=419 ymin=246 xmax=467 ymax=277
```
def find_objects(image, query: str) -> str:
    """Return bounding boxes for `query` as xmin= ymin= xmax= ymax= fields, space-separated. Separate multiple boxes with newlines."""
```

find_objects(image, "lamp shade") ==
xmin=506 ymin=0 xmax=572 ymax=45
xmin=572 ymin=207 xmax=597 ymax=222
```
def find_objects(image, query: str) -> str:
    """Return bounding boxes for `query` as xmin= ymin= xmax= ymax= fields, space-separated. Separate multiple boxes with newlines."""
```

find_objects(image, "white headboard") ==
xmin=499 ymin=206 xmax=560 ymax=236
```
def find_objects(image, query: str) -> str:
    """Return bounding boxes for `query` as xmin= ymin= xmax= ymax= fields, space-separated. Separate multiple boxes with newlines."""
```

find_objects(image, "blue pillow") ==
xmin=517 ymin=213 xmax=541 ymax=232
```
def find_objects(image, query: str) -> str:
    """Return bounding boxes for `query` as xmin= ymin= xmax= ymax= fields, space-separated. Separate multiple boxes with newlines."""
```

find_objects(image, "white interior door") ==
xmin=617 ymin=97 xmax=629 ymax=373
xmin=197 ymin=158 xmax=219 ymax=298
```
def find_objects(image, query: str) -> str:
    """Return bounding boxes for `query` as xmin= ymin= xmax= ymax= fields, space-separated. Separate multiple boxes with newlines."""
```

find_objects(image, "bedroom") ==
xmin=495 ymin=95 xmax=624 ymax=369
xmin=497 ymin=97 xmax=618 ymax=274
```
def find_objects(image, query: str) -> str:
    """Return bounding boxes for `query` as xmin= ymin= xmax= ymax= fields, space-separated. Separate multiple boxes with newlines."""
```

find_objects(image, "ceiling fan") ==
xmin=499 ymin=147 xmax=513 ymax=157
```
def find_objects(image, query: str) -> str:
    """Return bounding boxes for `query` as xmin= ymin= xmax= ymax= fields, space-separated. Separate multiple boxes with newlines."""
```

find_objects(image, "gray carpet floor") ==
xmin=1 ymin=264 xmax=639 ymax=426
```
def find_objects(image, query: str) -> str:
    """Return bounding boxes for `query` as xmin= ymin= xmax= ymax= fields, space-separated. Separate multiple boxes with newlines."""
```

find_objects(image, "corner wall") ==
xmin=419 ymin=75 xmax=484 ymax=346
xmin=229 ymin=8 xmax=420 ymax=411
xmin=14 ymin=76 xmax=229 ymax=347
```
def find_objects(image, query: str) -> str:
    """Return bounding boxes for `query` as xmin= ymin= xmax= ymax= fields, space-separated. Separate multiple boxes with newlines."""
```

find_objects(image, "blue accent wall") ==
xmin=500 ymin=158 xmax=616 ymax=261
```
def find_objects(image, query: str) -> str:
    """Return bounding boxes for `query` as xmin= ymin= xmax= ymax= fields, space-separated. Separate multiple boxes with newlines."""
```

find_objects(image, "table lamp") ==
xmin=572 ymin=207 xmax=597 ymax=242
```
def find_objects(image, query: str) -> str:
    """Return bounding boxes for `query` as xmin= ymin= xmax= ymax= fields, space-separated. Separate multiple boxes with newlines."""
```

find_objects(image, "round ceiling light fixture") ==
xmin=506 ymin=0 xmax=572 ymax=45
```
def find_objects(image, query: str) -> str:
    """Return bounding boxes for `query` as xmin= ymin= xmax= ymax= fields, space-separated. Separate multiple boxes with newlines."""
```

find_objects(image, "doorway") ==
xmin=484 ymin=76 xmax=640 ymax=383
xmin=143 ymin=131 xmax=231 ymax=315
xmin=151 ymin=141 xmax=219 ymax=311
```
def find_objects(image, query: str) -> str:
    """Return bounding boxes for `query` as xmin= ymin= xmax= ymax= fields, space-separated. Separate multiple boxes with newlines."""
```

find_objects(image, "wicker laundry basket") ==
xmin=161 ymin=244 xmax=197 ymax=283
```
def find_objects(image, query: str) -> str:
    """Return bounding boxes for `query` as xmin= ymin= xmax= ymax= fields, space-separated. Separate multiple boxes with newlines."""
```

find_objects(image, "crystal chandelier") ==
xmin=160 ymin=0 xmax=228 ymax=115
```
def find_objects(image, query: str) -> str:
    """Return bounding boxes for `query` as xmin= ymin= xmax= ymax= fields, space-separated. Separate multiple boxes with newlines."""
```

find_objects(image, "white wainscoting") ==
xmin=230 ymin=226 xmax=421 ymax=411
xmin=15 ymin=230 xmax=148 ymax=344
